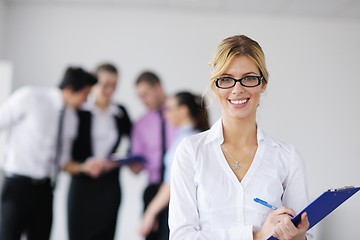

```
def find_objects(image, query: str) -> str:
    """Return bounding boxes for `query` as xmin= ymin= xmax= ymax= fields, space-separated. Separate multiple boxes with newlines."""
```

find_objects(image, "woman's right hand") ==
xmin=254 ymin=207 xmax=297 ymax=240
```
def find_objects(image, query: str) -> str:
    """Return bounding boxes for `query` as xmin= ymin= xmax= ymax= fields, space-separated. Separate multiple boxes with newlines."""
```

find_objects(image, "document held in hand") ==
xmin=108 ymin=154 xmax=146 ymax=166
xmin=267 ymin=186 xmax=360 ymax=240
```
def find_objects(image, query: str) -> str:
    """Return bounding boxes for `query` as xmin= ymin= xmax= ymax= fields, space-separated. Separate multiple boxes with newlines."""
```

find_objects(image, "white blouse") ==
xmin=82 ymin=99 xmax=120 ymax=158
xmin=91 ymin=106 xmax=118 ymax=158
xmin=169 ymin=119 xmax=312 ymax=240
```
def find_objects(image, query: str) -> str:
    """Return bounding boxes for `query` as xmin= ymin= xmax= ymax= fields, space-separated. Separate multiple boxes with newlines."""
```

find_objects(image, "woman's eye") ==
xmin=244 ymin=76 xmax=257 ymax=81
xmin=221 ymin=77 xmax=233 ymax=82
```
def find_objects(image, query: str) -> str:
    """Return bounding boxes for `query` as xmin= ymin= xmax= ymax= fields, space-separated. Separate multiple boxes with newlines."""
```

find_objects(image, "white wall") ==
xmin=4 ymin=2 xmax=360 ymax=240
xmin=0 ymin=0 xmax=6 ymax=58
xmin=0 ymin=61 xmax=13 ymax=159
xmin=0 ymin=62 xmax=12 ymax=215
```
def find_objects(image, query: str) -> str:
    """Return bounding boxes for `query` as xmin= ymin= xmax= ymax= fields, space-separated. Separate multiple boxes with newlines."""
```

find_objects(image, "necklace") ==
xmin=222 ymin=145 xmax=250 ymax=170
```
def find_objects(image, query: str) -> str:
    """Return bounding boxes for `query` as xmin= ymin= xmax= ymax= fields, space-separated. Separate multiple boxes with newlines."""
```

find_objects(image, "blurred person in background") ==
xmin=139 ymin=91 xmax=209 ymax=239
xmin=130 ymin=71 xmax=178 ymax=240
xmin=0 ymin=67 xmax=96 ymax=240
xmin=63 ymin=63 xmax=132 ymax=240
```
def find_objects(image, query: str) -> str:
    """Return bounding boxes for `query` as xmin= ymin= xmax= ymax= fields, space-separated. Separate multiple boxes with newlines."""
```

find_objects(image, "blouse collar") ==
xmin=81 ymin=95 xmax=122 ymax=117
xmin=204 ymin=118 xmax=279 ymax=148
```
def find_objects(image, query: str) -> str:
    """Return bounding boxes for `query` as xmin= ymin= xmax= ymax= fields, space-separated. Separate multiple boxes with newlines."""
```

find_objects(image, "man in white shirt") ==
xmin=0 ymin=67 xmax=97 ymax=240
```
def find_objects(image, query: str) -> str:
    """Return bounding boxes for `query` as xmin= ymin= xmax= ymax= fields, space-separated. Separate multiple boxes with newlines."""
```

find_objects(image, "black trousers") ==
xmin=0 ymin=175 xmax=53 ymax=240
xmin=143 ymin=184 xmax=169 ymax=240
xmin=68 ymin=170 xmax=121 ymax=240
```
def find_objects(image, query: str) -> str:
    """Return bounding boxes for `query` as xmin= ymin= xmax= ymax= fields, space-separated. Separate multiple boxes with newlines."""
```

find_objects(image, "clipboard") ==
xmin=108 ymin=154 xmax=146 ymax=165
xmin=267 ymin=186 xmax=360 ymax=240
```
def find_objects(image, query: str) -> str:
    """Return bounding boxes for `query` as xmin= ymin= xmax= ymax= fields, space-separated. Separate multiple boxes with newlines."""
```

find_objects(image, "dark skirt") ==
xmin=67 ymin=169 xmax=121 ymax=240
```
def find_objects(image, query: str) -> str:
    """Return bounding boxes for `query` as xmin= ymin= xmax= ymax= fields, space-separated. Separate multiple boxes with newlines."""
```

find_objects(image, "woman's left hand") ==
xmin=272 ymin=212 xmax=309 ymax=240
xmin=102 ymin=160 xmax=120 ymax=172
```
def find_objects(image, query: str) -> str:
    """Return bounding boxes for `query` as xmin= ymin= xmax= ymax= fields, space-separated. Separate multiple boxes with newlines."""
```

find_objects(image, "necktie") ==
xmin=159 ymin=109 xmax=166 ymax=182
xmin=52 ymin=107 xmax=65 ymax=186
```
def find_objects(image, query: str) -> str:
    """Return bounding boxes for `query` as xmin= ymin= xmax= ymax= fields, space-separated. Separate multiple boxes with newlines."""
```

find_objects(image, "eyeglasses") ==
xmin=215 ymin=76 xmax=264 ymax=89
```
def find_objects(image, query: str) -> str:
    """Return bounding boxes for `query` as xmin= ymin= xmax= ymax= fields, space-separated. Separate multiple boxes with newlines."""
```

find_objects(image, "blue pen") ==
xmin=254 ymin=198 xmax=278 ymax=210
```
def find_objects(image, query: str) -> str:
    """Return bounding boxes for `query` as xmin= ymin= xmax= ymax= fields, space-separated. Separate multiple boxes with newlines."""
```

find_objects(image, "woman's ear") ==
xmin=261 ymin=82 xmax=267 ymax=93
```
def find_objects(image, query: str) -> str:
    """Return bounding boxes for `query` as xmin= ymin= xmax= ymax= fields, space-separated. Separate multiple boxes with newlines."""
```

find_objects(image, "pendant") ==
xmin=233 ymin=161 xmax=241 ymax=170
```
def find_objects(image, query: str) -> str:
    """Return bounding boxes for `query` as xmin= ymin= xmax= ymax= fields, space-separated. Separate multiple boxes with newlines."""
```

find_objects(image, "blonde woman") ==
xmin=169 ymin=35 xmax=311 ymax=240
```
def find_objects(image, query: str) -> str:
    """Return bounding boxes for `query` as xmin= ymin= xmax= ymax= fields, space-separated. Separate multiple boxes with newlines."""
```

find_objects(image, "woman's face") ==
xmin=215 ymin=55 xmax=266 ymax=121
xmin=164 ymin=96 xmax=183 ymax=127
xmin=95 ymin=71 xmax=117 ymax=102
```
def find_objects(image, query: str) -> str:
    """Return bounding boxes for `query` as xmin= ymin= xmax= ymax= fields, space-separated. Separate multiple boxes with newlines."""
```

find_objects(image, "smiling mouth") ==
xmin=229 ymin=98 xmax=249 ymax=105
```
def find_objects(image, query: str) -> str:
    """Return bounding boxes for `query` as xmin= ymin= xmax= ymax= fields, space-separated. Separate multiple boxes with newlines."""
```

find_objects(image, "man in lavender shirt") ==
xmin=131 ymin=71 xmax=177 ymax=240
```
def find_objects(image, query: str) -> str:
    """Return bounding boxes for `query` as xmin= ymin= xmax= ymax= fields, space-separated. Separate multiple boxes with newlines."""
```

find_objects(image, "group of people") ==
xmin=0 ymin=63 xmax=208 ymax=240
xmin=0 ymin=34 xmax=312 ymax=240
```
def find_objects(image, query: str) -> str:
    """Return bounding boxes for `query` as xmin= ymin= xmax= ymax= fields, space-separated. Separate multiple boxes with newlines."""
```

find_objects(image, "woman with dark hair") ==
xmin=139 ymin=91 xmax=209 ymax=239
xmin=63 ymin=63 xmax=131 ymax=240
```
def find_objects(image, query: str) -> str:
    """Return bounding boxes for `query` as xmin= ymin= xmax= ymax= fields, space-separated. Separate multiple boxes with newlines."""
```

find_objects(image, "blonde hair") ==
xmin=209 ymin=35 xmax=269 ymax=91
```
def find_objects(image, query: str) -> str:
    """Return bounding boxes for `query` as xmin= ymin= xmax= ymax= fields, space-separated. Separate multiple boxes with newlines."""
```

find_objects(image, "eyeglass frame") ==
xmin=215 ymin=76 xmax=265 ymax=89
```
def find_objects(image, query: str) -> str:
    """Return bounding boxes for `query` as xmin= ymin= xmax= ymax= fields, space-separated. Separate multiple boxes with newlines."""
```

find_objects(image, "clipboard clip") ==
xmin=328 ymin=186 xmax=354 ymax=191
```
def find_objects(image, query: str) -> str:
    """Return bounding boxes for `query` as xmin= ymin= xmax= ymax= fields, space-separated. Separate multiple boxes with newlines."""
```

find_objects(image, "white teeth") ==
xmin=230 ymin=99 xmax=248 ymax=105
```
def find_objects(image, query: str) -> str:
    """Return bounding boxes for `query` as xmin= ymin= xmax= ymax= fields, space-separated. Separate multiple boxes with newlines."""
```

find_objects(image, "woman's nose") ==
xmin=232 ymin=82 xmax=245 ymax=94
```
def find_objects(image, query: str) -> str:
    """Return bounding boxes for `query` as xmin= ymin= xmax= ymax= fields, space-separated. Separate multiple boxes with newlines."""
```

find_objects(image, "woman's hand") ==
xmin=102 ymin=160 xmax=120 ymax=172
xmin=254 ymin=207 xmax=309 ymax=240
xmin=139 ymin=210 xmax=158 ymax=237
xmin=81 ymin=158 xmax=106 ymax=178
xmin=272 ymin=212 xmax=309 ymax=240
